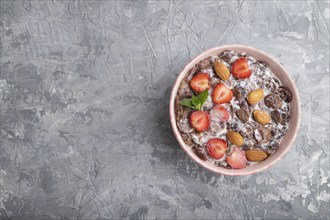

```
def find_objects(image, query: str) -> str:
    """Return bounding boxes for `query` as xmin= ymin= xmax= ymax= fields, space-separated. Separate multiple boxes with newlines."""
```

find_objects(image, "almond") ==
xmin=214 ymin=61 xmax=230 ymax=81
xmin=226 ymin=131 xmax=244 ymax=146
xmin=253 ymin=110 xmax=271 ymax=125
xmin=247 ymin=89 xmax=264 ymax=105
xmin=246 ymin=149 xmax=268 ymax=162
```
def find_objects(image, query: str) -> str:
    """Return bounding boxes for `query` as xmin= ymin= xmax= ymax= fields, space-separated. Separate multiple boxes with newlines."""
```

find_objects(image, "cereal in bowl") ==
xmin=175 ymin=50 xmax=293 ymax=169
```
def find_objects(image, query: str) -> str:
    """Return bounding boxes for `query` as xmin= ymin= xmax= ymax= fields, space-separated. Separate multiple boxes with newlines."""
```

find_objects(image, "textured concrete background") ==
xmin=0 ymin=0 xmax=329 ymax=219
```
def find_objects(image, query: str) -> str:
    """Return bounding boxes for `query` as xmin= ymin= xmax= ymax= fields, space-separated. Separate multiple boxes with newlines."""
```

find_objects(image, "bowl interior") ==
xmin=170 ymin=45 xmax=301 ymax=176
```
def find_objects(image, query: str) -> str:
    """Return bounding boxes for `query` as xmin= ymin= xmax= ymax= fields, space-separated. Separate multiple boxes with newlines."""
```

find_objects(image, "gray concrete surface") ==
xmin=0 ymin=0 xmax=329 ymax=219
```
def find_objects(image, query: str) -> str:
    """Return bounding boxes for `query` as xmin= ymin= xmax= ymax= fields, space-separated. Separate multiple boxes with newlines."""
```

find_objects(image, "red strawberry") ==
xmin=212 ymin=83 xmax=233 ymax=104
xmin=189 ymin=111 xmax=210 ymax=132
xmin=231 ymin=58 xmax=252 ymax=79
xmin=189 ymin=73 xmax=210 ymax=93
xmin=226 ymin=147 xmax=247 ymax=169
xmin=207 ymin=138 xmax=228 ymax=159
xmin=210 ymin=105 xmax=230 ymax=122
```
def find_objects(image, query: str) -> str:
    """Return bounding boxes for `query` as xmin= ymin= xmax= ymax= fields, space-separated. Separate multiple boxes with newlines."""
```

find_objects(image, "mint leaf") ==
xmin=180 ymin=99 xmax=196 ymax=109
xmin=179 ymin=89 xmax=209 ymax=110
xmin=191 ymin=96 xmax=200 ymax=106
xmin=197 ymin=89 xmax=209 ymax=106
xmin=195 ymin=103 xmax=202 ymax=110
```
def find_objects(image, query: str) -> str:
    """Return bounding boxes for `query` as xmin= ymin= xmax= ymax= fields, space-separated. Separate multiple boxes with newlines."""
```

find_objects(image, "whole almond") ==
xmin=226 ymin=131 xmax=244 ymax=146
xmin=247 ymin=89 xmax=264 ymax=105
xmin=246 ymin=149 xmax=268 ymax=162
xmin=253 ymin=110 xmax=271 ymax=125
xmin=214 ymin=61 xmax=230 ymax=81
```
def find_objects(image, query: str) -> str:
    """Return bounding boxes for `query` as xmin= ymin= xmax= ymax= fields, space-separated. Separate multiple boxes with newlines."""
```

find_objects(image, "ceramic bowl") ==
xmin=169 ymin=45 xmax=301 ymax=176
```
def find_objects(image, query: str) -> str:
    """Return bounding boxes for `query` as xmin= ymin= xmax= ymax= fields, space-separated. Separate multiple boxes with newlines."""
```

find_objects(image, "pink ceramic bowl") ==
xmin=169 ymin=45 xmax=301 ymax=176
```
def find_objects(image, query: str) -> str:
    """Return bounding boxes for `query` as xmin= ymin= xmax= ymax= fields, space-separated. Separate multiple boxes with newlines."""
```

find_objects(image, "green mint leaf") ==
xmin=179 ymin=99 xmax=196 ymax=109
xmin=197 ymin=89 xmax=209 ymax=106
xmin=179 ymin=89 xmax=208 ymax=110
xmin=195 ymin=103 xmax=202 ymax=110
xmin=191 ymin=96 xmax=200 ymax=107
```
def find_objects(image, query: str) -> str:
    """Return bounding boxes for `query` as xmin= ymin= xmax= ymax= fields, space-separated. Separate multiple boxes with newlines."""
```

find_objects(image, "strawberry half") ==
xmin=207 ymin=138 xmax=228 ymax=159
xmin=189 ymin=73 xmax=210 ymax=93
xmin=212 ymin=83 xmax=233 ymax=104
xmin=231 ymin=58 xmax=252 ymax=79
xmin=226 ymin=147 xmax=247 ymax=169
xmin=210 ymin=105 xmax=230 ymax=122
xmin=189 ymin=111 xmax=210 ymax=132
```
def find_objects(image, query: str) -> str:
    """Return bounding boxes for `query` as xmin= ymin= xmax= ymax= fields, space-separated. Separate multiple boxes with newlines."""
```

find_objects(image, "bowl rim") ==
xmin=169 ymin=44 xmax=301 ymax=176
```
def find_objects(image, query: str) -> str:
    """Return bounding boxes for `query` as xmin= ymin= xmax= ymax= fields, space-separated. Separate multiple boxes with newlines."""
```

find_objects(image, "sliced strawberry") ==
xmin=189 ymin=111 xmax=210 ymax=132
xmin=210 ymin=105 xmax=230 ymax=122
xmin=207 ymin=138 xmax=227 ymax=159
xmin=189 ymin=73 xmax=210 ymax=93
xmin=212 ymin=83 xmax=233 ymax=104
xmin=226 ymin=147 xmax=247 ymax=169
xmin=231 ymin=58 xmax=252 ymax=79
